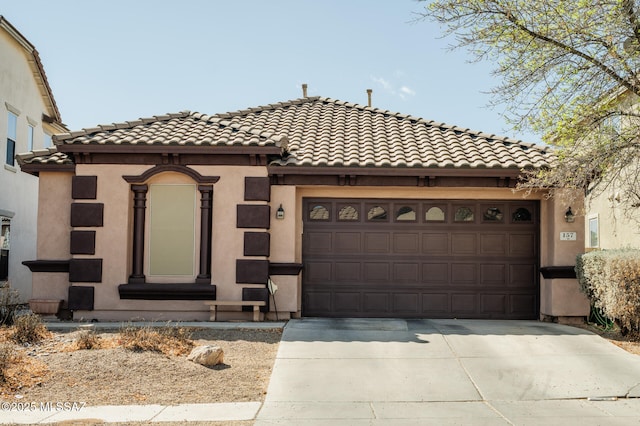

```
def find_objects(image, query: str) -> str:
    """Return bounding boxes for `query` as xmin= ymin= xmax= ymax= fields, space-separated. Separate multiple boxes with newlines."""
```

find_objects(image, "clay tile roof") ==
xmin=52 ymin=110 xmax=288 ymax=150
xmin=26 ymin=95 xmax=553 ymax=171
xmin=16 ymin=147 xmax=72 ymax=165
xmin=213 ymin=96 xmax=554 ymax=170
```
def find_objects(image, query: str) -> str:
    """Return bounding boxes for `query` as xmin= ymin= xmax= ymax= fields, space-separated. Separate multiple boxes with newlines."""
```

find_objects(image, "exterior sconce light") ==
xmin=564 ymin=207 xmax=575 ymax=223
xmin=276 ymin=204 xmax=285 ymax=220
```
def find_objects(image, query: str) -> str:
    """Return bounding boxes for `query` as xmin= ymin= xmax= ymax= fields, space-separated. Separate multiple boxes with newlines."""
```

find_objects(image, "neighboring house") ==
xmin=0 ymin=16 xmax=66 ymax=301
xmin=18 ymin=92 xmax=588 ymax=321
xmin=582 ymin=90 xmax=640 ymax=251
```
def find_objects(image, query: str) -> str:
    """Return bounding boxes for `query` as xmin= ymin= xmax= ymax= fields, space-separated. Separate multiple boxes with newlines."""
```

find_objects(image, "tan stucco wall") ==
xmin=539 ymin=194 xmax=589 ymax=318
xmin=587 ymin=186 xmax=640 ymax=249
xmin=33 ymin=164 xmax=590 ymax=320
xmin=0 ymin=29 xmax=59 ymax=301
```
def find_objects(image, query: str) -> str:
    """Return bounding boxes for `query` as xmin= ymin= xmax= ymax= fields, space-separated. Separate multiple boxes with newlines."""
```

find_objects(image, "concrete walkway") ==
xmin=256 ymin=318 xmax=640 ymax=425
xmin=4 ymin=318 xmax=640 ymax=424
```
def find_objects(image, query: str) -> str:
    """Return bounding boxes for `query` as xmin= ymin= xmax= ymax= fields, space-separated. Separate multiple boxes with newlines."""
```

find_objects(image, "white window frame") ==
xmin=588 ymin=215 xmax=599 ymax=248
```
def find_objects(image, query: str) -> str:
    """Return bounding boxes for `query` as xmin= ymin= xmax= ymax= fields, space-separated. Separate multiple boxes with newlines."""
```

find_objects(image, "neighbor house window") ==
xmin=0 ymin=217 xmax=9 ymax=281
xmin=6 ymin=112 xmax=17 ymax=166
xmin=27 ymin=124 xmax=34 ymax=151
xmin=589 ymin=216 xmax=599 ymax=248
xmin=43 ymin=133 xmax=52 ymax=148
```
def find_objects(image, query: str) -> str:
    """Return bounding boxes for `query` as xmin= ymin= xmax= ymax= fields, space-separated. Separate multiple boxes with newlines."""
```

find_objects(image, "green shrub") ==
xmin=576 ymin=249 xmax=640 ymax=333
xmin=10 ymin=313 xmax=48 ymax=344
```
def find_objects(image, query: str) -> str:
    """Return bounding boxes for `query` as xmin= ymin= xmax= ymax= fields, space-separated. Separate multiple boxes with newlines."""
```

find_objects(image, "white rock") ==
xmin=187 ymin=345 xmax=224 ymax=366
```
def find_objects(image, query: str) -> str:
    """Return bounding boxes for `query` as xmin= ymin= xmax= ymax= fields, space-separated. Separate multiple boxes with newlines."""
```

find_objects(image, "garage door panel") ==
xmin=303 ymin=199 xmax=538 ymax=319
xmin=423 ymin=263 xmax=449 ymax=284
xmin=335 ymin=232 xmax=361 ymax=253
xmin=393 ymin=293 xmax=419 ymax=313
xmin=510 ymin=294 xmax=537 ymax=315
xmin=510 ymin=233 xmax=536 ymax=256
xmin=422 ymin=293 xmax=449 ymax=313
xmin=334 ymin=292 xmax=361 ymax=312
xmin=305 ymin=261 xmax=332 ymax=282
xmin=481 ymin=294 xmax=506 ymax=314
xmin=394 ymin=233 xmax=420 ymax=253
xmin=335 ymin=262 xmax=361 ymax=281
xmin=364 ymin=262 xmax=390 ymax=281
xmin=423 ymin=233 xmax=449 ymax=255
xmin=451 ymin=294 xmax=477 ymax=313
xmin=509 ymin=264 xmax=536 ymax=287
xmin=305 ymin=292 xmax=331 ymax=313
xmin=452 ymin=233 xmax=477 ymax=255
xmin=480 ymin=264 xmax=506 ymax=286
xmin=364 ymin=232 xmax=390 ymax=253
xmin=393 ymin=263 xmax=420 ymax=282
xmin=306 ymin=232 xmax=333 ymax=253
xmin=451 ymin=263 xmax=477 ymax=284
xmin=480 ymin=234 xmax=507 ymax=255
xmin=363 ymin=293 xmax=390 ymax=313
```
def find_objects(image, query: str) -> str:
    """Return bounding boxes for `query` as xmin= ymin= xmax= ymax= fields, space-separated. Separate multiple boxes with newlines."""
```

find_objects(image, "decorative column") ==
xmin=128 ymin=184 xmax=148 ymax=284
xmin=196 ymin=185 xmax=213 ymax=284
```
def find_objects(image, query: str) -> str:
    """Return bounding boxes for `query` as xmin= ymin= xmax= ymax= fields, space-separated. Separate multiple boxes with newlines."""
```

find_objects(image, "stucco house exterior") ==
xmin=18 ymin=92 xmax=589 ymax=321
xmin=0 ymin=16 xmax=66 ymax=301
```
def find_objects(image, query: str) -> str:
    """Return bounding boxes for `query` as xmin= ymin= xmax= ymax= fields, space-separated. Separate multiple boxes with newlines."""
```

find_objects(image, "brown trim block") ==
xmin=70 ymin=203 xmax=104 ymax=227
xmin=269 ymin=262 xmax=303 ymax=276
xmin=69 ymin=258 xmax=103 ymax=283
xmin=72 ymin=176 xmax=98 ymax=199
xmin=244 ymin=177 xmax=270 ymax=201
xmin=237 ymin=205 xmax=270 ymax=229
xmin=242 ymin=287 xmax=269 ymax=313
xmin=236 ymin=259 xmax=269 ymax=284
xmin=70 ymin=231 xmax=96 ymax=255
xmin=68 ymin=286 xmax=95 ymax=311
xmin=244 ymin=232 xmax=270 ymax=257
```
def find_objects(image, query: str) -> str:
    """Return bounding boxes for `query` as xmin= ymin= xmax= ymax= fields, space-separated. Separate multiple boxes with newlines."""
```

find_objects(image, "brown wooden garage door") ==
xmin=302 ymin=199 xmax=539 ymax=319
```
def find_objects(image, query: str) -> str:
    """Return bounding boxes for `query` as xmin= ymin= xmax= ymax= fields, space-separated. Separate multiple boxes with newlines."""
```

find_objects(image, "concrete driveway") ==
xmin=256 ymin=318 xmax=640 ymax=425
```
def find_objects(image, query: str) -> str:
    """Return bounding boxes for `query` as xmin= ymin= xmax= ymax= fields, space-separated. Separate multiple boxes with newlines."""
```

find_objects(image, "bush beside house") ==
xmin=576 ymin=249 xmax=640 ymax=333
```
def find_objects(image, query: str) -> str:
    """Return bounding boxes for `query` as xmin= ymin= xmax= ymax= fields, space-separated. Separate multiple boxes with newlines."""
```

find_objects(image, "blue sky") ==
xmin=2 ymin=0 xmax=541 ymax=143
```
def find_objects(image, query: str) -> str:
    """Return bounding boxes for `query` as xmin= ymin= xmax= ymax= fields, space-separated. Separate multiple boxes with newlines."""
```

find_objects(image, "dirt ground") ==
xmin=0 ymin=326 xmax=281 ymax=407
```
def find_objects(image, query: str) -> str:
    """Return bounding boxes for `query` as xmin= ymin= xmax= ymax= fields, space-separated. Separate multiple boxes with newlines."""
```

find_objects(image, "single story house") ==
xmin=18 ymin=91 xmax=589 ymax=321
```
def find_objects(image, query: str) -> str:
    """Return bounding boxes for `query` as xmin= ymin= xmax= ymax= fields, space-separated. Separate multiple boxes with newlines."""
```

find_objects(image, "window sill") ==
xmin=118 ymin=283 xmax=217 ymax=300
xmin=3 ymin=164 xmax=17 ymax=173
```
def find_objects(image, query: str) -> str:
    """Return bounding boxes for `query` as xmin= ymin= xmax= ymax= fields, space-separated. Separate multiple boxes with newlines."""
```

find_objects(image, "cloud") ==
xmin=370 ymin=75 xmax=416 ymax=100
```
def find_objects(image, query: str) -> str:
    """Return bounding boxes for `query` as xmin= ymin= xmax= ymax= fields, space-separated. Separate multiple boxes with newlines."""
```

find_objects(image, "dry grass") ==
xmin=9 ymin=313 xmax=51 ymax=344
xmin=117 ymin=323 xmax=194 ymax=356
xmin=0 ymin=342 xmax=49 ymax=395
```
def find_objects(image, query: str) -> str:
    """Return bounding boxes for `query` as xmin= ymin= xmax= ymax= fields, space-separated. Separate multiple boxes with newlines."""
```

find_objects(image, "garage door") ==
xmin=302 ymin=199 xmax=539 ymax=319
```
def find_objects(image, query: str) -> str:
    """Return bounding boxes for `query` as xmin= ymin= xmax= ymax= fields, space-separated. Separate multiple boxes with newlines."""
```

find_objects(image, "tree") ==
xmin=418 ymin=0 xmax=640 ymax=217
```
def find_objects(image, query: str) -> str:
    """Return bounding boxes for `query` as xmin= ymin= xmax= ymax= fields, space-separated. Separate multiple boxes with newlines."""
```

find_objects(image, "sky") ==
xmin=1 ymin=0 xmax=542 ymax=144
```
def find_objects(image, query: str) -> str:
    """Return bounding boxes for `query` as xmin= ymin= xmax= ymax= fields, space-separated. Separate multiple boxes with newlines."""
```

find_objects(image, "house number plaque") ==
xmin=560 ymin=232 xmax=577 ymax=241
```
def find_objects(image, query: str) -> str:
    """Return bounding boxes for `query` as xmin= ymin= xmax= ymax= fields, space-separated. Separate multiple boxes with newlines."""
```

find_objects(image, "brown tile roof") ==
xmin=16 ymin=147 xmax=72 ymax=165
xmin=19 ymin=96 xmax=554 ymax=170
xmin=214 ymin=97 xmax=553 ymax=169
xmin=53 ymin=111 xmax=288 ymax=148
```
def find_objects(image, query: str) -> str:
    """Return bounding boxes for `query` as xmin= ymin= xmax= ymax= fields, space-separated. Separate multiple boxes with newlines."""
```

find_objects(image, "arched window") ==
xmin=454 ymin=207 xmax=474 ymax=222
xmin=367 ymin=206 xmax=387 ymax=221
xmin=425 ymin=206 xmax=445 ymax=222
xmin=396 ymin=206 xmax=416 ymax=221
xmin=338 ymin=205 xmax=358 ymax=220
xmin=309 ymin=205 xmax=330 ymax=220
xmin=483 ymin=207 xmax=503 ymax=222
xmin=512 ymin=207 xmax=532 ymax=222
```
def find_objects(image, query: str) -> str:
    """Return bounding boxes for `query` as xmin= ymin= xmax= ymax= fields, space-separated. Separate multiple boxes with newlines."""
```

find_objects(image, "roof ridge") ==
xmin=54 ymin=111 xmax=192 ymax=142
xmin=213 ymin=97 xmax=321 ymax=118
